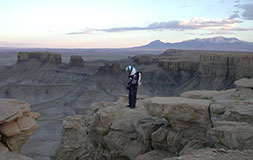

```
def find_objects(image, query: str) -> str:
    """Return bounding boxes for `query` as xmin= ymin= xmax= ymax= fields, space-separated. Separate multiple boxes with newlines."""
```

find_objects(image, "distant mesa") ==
xmin=17 ymin=52 xmax=62 ymax=64
xmin=17 ymin=52 xmax=86 ymax=67
xmin=70 ymin=55 xmax=84 ymax=67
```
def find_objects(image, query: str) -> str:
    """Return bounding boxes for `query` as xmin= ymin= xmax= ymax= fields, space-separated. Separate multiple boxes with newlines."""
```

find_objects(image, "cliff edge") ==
xmin=53 ymin=78 xmax=253 ymax=160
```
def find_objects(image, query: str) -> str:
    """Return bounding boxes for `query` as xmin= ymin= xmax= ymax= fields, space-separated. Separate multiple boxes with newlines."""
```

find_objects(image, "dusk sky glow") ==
xmin=1 ymin=0 xmax=253 ymax=48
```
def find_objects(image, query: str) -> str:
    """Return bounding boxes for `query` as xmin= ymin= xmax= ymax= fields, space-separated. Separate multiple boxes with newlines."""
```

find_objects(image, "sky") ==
xmin=0 ymin=0 xmax=253 ymax=48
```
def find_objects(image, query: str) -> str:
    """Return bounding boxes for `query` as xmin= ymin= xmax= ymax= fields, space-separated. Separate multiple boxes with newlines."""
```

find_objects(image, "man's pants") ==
xmin=129 ymin=86 xmax=138 ymax=107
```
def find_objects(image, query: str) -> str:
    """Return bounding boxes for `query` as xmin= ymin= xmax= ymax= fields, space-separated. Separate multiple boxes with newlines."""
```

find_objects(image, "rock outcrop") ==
xmin=53 ymin=115 xmax=87 ymax=160
xmin=69 ymin=56 xmax=84 ymax=67
xmin=17 ymin=52 xmax=62 ymax=64
xmin=0 ymin=99 xmax=39 ymax=159
xmin=98 ymin=63 xmax=121 ymax=74
xmin=165 ymin=148 xmax=253 ymax=160
xmin=0 ymin=142 xmax=33 ymax=160
xmin=54 ymin=78 xmax=253 ymax=160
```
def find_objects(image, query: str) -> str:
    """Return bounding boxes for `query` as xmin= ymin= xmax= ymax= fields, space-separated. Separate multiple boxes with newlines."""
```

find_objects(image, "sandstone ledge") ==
xmin=235 ymin=78 xmax=253 ymax=88
xmin=0 ymin=99 xmax=39 ymax=152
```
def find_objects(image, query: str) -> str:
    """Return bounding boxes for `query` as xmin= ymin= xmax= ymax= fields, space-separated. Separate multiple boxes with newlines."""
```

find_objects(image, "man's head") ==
xmin=125 ymin=65 xmax=136 ymax=76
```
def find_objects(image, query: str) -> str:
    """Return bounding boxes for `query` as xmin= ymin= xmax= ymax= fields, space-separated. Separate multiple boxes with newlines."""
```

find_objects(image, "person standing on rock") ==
xmin=125 ymin=65 xmax=139 ymax=109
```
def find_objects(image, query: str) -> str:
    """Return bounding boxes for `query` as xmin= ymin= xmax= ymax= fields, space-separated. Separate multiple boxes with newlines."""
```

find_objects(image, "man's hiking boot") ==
xmin=127 ymin=105 xmax=135 ymax=109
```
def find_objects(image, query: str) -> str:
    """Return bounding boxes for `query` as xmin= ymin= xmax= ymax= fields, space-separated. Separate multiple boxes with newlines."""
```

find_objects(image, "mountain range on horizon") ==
xmin=134 ymin=36 xmax=253 ymax=52
xmin=1 ymin=36 xmax=253 ymax=53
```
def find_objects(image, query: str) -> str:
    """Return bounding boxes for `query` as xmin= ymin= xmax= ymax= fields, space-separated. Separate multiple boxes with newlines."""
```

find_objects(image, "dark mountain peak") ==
xmin=148 ymin=40 xmax=165 ymax=45
xmin=152 ymin=39 xmax=163 ymax=43
xmin=135 ymin=39 xmax=171 ymax=49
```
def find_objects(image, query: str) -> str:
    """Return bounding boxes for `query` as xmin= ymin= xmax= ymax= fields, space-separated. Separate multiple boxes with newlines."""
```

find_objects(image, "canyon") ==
xmin=0 ymin=50 xmax=252 ymax=159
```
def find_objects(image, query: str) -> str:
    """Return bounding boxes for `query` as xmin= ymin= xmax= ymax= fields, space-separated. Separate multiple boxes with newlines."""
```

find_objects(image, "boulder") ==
xmin=208 ymin=121 xmax=253 ymax=150
xmin=222 ymin=103 xmax=253 ymax=124
xmin=145 ymin=97 xmax=212 ymax=129
xmin=69 ymin=56 xmax=84 ymax=67
xmin=235 ymin=78 xmax=253 ymax=88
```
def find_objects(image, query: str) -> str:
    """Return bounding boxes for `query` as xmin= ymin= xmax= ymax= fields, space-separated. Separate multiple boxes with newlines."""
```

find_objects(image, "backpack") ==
xmin=136 ymin=71 xmax=142 ymax=86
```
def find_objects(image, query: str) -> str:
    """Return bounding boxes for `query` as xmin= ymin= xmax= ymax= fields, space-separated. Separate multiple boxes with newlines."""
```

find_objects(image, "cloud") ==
xmin=67 ymin=31 xmax=87 ymax=35
xmin=241 ymin=3 xmax=253 ymax=20
xmin=230 ymin=27 xmax=253 ymax=31
xmin=66 ymin=29 xmax=92 ymax=35
xmin=66 ymin=16 xmax=251 ymax=35
xmin=229 ymin=13 xmax=240 ymax=19
xmin=234 ymin=0 xmax=240 ymax=3
xmin=94 ymin=17 xmax=242 ymax=33
xmin=234 ymin=11 xmax=239 ymax=14
xmin=199 ymin=31 xmax=234 ymax=36
xmin=186 ymin=30 xmax=237 ymax=36
xmin=235 ymin=3 xmax=253 ymax=20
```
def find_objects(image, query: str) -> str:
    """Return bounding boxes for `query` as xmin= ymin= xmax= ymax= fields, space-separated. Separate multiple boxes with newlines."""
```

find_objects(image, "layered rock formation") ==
xmin=134 ymin=50 xmax=253 ymax=92
xmin=54 ymin=78 xmax=253 ymax=160
xmin=199 ymin=54 xmax=253 ymax=79
xmin=69 ymin=56 xmax=84 ymax=67
xmin=0 ymin=99 xmax=39 ymax=160
xmin=17 ymin=52 xmax=62 ymax=64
